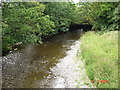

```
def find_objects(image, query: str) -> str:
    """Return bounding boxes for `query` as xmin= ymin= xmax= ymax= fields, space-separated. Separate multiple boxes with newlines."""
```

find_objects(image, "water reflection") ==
xmin=2 ymin=29 xmax=83 ymax=88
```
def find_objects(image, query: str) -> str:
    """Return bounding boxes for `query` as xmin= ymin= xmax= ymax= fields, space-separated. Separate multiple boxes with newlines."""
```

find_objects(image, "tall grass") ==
xmin=80 ymin=31 xmax=118 ymax=88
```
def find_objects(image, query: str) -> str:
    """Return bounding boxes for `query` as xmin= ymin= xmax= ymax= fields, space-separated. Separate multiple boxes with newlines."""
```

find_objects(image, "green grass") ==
xmin=80 ymin=31 xmax=118 ymax=88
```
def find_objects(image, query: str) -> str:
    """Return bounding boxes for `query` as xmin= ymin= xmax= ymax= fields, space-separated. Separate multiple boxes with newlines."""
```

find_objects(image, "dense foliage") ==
xmin=76 ymin=2 xmax=119 ymax=31
xmin=2 ymin=2 xmax=76 ymax=53
xmin=2 ymin=2 xmax=119 ymax=54
xmin=44 ymin=2 xmax=76 ymax=33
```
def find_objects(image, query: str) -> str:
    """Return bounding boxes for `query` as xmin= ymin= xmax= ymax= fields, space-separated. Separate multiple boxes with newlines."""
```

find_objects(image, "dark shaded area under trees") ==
xmin=2 ymin=2 xmax=119 ymax=55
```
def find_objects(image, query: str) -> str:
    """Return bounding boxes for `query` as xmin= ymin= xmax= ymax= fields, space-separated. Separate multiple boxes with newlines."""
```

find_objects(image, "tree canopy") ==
xmin=2 ymin=2 xmax=119 ymax=54
xmin=76 ymin=2 xmax=119 ymax=31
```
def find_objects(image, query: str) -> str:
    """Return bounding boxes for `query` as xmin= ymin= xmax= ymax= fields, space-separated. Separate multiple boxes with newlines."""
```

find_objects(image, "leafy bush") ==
xmin=44 ymin=2 xmax=76 ymax=33
xmin=2 ymin=2 xmax=55 ymax=53
xmin=2 ymin=2 xmax=76 ymax=54
xmin=77 ymin=2 xmax=119 ymax=31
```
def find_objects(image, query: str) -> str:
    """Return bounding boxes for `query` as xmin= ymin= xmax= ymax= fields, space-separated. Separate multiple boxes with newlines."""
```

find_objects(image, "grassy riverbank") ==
xmin=79 ymin=31 xmax=118 ymax=88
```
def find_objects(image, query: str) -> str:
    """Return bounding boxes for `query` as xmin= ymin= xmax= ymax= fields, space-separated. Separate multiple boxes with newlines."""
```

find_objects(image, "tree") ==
xmin=2 ymin=2 xmax=55 ymax=53
xmin=77 ymin=2 xmax=119 ymax=31
xmin=44 ymin=2 xmax=76 ymax=33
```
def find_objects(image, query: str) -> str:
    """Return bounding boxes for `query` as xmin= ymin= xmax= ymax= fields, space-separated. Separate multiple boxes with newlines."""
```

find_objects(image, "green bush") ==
xmin=2 ymin=2 xmax=76 ymax=54
xmin=44 ymin=2 xmax=76 ymax=33
xmin=2 ymin=2 xmax=55 ymax=53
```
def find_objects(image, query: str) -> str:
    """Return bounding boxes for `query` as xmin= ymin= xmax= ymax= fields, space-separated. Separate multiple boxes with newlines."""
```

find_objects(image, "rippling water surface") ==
xmin=2 ymin=29 xmax=93 ymax=88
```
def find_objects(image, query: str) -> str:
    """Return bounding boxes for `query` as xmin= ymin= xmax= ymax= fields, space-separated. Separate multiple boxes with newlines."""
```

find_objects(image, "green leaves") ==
xmin=44 ymin=2 xmax=76 ymax=33
xmin=2 ymin=2 xmax=78 ymax=54
xmin=77 ymin=2 xmax=119 ymax=31
xmin=2 ymin=2 xmax=55 ymax=53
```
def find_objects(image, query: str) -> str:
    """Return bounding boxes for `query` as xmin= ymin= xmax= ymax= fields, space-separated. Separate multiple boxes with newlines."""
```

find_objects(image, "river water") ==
xmin=2 ymin=29 xmax=94 ymax=88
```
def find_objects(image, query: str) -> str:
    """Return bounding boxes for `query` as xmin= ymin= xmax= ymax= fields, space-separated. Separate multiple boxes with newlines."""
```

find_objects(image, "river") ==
xmin=2 ymin=29 xmax=94 ymax=88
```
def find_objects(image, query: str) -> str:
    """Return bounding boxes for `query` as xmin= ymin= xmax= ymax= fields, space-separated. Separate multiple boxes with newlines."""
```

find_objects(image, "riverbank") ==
xmin=3 ymin=29 xmax=88 ymax=88
xmin=78 ymin=31 xmax=118 ymax=88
